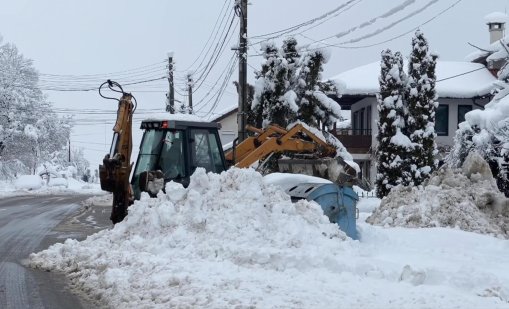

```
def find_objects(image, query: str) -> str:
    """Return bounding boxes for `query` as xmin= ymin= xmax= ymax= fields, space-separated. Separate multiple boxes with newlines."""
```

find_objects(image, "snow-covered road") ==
xmin=0 ymin=195 xmax=96 ymax=309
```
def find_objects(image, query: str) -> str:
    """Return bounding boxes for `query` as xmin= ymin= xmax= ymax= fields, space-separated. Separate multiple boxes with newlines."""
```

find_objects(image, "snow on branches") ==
xmin=251 ymin=38 xmax=342 ymax=130
xmin=0 ymin=37 xmax=84 ymax=178
xmin=376 ymin=50 xmax=413 ymax=197
xmin=406 ymin=30 xmax=438 ymax=184
xmin=376 ymin=30 xmax=438 ymax=197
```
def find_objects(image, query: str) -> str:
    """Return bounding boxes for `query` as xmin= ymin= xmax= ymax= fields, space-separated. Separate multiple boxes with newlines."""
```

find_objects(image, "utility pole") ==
xmin=236 ymin=0 xmax=248 ymax=142
xmin=187 ymin=73 xmax=193 ymax=114
xmin=68 ymin=139 xmax=71 ymax=162
xmin=166 ymin=52 xmax=175 ymax=113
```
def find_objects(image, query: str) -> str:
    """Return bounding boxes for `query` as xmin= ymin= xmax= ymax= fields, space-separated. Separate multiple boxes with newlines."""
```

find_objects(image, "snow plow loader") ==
xmin=99 ymin=81 xmax=361 ymax=237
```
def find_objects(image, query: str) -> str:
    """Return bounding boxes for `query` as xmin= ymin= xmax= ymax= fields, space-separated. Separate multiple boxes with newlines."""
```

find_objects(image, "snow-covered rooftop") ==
xmin=484 ymin=12 xmax=508 ymax=24
xmin=465 ymin=35 xmax=509 ymax=63
xmin=331 ymin=61 xmax=496 ymax=99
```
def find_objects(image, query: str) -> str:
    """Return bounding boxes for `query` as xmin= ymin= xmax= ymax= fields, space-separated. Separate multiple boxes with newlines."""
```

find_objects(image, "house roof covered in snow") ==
xmin=209 ymin=104 xmax=238 ymax=122
xmin=330 ymin=61 xmax=496 ymax=99
xmin=465 ymin=35 xmax=509 ymax=64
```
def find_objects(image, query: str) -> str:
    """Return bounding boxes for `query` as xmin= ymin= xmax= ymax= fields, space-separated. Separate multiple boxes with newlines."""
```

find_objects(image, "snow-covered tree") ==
xmin=376 ymin=50 xmax=413 ymax=197
xmin=296 ymin=47 xmax=342 ymax=129
xmin=447 ymin=80 xmax=509 ymax=196
xmin=253 ymin=42 xmax=297 ymax=128
xmin=0 ymin=37 xmax=79 ymax=178
xmin=405 ymin=30 xmax=438 ymax=185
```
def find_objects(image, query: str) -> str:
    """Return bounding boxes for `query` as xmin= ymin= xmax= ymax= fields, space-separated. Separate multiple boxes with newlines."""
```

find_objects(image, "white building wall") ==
xmin=350 ymin=96 xmax=490 ymax=185
xmin=216 ymin=113 xmax=238 ymax=145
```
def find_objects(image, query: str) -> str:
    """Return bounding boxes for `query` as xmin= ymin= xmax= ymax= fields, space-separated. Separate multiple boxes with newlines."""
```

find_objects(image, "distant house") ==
xmin=329 ymin=61 xmax=496 ymax=184
xmin=210 ymin=105 xmax=238 ymax=145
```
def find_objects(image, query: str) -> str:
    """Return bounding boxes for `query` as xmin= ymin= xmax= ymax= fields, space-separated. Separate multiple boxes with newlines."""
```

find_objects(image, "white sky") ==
xmin=0 ymin=0 xmax=507 ymax=169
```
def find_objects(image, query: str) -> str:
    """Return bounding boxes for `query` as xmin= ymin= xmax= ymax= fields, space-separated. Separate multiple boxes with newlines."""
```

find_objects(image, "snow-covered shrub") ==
xmin=448 ymin=80 xmax=509 ymax=196
xmin=14 ymin=175 xmax=43 ymax=190
xmin=368 ymin=152 xmax=509 ymax=238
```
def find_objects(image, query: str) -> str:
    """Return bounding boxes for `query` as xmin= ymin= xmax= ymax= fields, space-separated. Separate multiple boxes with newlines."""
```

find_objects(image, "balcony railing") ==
xmin=332 ymin=129 xmax=372 ymax=153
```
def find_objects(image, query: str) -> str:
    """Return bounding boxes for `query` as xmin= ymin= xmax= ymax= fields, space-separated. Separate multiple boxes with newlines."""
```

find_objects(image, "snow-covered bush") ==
xmin=14 ymin=175 xmax=43 ymax=190
xmin=448 ymin=81 xmax=509 ymax=196
xmin=368 ymin=152 xmax=509 ymax=238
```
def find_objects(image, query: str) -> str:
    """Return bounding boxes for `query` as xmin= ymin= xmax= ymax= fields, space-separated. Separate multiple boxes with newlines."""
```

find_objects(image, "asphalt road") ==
xmin=0 ymin=194 xmax=111 ymax=309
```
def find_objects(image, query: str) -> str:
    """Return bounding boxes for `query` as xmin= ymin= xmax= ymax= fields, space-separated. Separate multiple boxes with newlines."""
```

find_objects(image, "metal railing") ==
xmin=334 ymin=129 xmax=372 ymax=136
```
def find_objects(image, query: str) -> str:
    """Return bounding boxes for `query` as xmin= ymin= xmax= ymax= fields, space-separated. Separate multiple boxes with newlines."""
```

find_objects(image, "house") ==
xmin=329 ymin=13 xmax=505 ymax=184
xmin=210 ymin=105 xmax=238 ymax=145
xmin=329 ymin=61 xmax=495 ymax=184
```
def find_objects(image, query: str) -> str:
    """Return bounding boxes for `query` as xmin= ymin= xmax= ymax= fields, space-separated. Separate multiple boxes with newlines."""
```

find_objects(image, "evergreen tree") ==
xmin=405 ymin=30 xmax=438 ymax=185
xmin=252 ymin=42 xmax=297 ymax=128
xmin=296 ymin=47 xmax=342 ymax=128
xmin=376 ymin=50 xmax=413 ymax=197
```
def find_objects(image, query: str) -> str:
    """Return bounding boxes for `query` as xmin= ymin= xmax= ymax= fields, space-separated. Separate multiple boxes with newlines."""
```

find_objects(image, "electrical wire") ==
xmin=249 ymin=0 xmax=361 ymax=42
xmin=300 ymin=0 xmax=462 ymax=50
xmin=180 ymin=0 xmax=231 ymax=72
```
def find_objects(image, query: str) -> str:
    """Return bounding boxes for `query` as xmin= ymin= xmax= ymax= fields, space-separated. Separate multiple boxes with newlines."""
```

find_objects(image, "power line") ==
xmin=180 ymin=0 xmax=231 ymax=73
xmin=249 ymin=0 xmax=361 ymax=43
xmin=187 ymin=5 xmax=235 ymax=77
xmin=300 ymin=0 xmax=462 ymax=50
xmin=12 ymin=76 xmax=167 ymax=92
xmin=192 ymin=12 xmax=238 ymax=93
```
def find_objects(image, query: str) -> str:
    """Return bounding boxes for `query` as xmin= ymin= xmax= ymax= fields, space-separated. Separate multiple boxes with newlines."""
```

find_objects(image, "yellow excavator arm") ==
xmin=225 ymin=123 xmax=336 ymax=168
xmin=224 ymin=123 xmax=362 ymax=188
xmin=98 ymin=81 xmax=135 ymax=224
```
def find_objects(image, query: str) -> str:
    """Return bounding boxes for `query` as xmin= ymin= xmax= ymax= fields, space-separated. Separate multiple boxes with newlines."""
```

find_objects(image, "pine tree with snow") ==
xmin=296 ymin=47 xmax=342 ymax=129
xmin=376 ymin=50 xmax=413 ymax=198
xmin=252 ymin=42 xmax=297 ymax=128
xmin=405 ymin=30 xmax=438 ymax=185
xmin=282 ymin=37 xmax=300 ymax=87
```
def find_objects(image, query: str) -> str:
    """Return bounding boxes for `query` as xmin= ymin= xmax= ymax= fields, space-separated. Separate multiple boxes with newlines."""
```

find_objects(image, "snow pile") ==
xmin=9 ymin=174 xmax=102 ymax=196
xmin=367 ymin=153 xmax=509 ymax=238
xmin=14 ymin=175 xmax=44 ymax=190
xmin=29 ymin=168 xmax=351 ymax=308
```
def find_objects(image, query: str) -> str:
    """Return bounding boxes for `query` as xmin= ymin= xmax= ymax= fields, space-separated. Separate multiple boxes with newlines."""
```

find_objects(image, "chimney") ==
xmin=485 ymin=12 xmax=507 ymax=43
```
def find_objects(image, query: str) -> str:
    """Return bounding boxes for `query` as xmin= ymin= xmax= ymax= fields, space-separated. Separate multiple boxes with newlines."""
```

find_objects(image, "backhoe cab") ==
xmin=131 ymin=119 xmax=226 ymax=200
xmin=99 ymin=80 xmax=226 ymax=224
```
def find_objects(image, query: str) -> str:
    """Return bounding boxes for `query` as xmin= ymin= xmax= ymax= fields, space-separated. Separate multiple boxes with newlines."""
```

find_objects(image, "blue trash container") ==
xmin=286 ymin=183 xmax=359 ymax=239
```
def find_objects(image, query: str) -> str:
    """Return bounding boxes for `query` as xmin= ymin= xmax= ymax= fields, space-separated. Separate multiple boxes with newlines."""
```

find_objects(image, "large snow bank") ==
xmin=27 ymin=168 xmax=509 ymax=308
xmin=14 ymin=175 xmax=43 ymax=190
xmin=367 ymin=153 xmax=509 ymax=238
xmin=29 ymin=168 xmax=349 ymax=308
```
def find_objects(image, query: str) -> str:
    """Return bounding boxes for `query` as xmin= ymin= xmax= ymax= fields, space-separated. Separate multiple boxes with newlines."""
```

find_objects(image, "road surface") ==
xmin=0 ymin=194 xmax=110 ymax=309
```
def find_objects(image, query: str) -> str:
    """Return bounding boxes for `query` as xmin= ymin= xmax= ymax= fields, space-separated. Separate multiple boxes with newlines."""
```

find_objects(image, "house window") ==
xmin=457 ymin=105 xmax=473 ymax=127
xmin=435 ymin=104 xmax=449 ymax=136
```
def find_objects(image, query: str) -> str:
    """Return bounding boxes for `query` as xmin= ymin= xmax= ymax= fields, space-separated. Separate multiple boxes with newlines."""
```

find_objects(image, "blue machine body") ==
xmin=287 ymin=183 xmax=359 ymax=239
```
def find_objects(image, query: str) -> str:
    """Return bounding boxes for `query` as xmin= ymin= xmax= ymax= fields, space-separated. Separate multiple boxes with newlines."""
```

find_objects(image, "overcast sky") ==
xmin=0 ymin=0 xmax=507 ymax=169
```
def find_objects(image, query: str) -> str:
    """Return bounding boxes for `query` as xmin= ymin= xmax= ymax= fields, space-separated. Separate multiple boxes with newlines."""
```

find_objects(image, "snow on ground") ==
xmin=28 ymin=168 xmax=509 ymax=308
xmin=368 ymin=153 xmax=509 ymax=239
xmin=0 ymin=175 xmax=103 ymax=198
